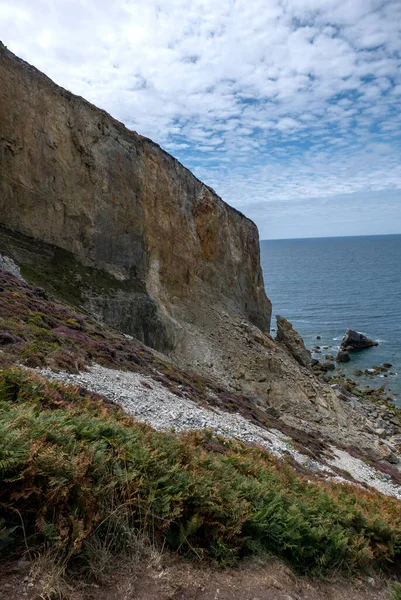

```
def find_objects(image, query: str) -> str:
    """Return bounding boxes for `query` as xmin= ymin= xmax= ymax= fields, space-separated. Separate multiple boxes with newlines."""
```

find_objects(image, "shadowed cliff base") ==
xmin=0 ymin=224 xmax=170 ymax=350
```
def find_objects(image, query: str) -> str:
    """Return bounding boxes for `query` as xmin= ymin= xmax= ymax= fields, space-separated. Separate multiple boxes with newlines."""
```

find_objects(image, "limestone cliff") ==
xmin=0 ymin=42 xmax=270 ymax=350
xmin=0 ymin=42 xmax=343 ymax=422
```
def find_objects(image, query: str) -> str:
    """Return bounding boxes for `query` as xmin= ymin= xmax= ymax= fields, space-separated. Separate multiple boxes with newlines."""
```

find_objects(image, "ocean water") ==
xmin=260 ymin=235 xmax=401 ymax=402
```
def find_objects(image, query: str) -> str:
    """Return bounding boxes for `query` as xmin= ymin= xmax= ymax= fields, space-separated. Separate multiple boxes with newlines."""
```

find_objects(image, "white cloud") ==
xmin=0 ymin=0 xmax=400 ymax=237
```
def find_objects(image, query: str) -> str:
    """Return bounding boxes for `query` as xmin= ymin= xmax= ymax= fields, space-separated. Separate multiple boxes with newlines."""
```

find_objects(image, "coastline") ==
xmin=260 ymin=235 xmax=401 ymax=401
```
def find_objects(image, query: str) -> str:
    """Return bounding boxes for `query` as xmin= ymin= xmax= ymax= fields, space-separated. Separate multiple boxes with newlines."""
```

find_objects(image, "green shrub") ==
xmin=1 ymin=366 xmax=401 ymax=576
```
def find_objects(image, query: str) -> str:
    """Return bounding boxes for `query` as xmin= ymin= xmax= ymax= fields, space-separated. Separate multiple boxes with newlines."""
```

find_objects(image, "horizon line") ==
xmin=260 ymin=232 xmax=401 ymax=242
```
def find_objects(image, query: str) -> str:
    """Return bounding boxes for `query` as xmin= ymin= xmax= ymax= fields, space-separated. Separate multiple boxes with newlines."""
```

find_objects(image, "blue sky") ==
xmin=1 ymin=0 xmax=401 ymax=239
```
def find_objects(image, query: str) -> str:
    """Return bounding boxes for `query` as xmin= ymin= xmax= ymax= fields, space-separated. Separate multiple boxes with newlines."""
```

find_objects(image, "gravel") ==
xmin=37 ymin=363 xmax=401 ymax=500
xmin=38 ymin=365 xmax=305 ymax=459
xmin=328 ymin=448 xmax=401 ymax=499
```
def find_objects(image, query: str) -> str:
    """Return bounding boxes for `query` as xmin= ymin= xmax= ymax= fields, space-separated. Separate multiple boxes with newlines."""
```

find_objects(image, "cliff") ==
xmin=0 ymin=41 xmax=270 ymax=350
xmin=0 ymin=42 xmax=342 ymax=420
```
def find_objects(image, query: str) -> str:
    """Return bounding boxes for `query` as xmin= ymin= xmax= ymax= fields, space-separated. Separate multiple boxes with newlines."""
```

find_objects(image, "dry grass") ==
xmin=30 ymin=550 xmax=70 ymax=600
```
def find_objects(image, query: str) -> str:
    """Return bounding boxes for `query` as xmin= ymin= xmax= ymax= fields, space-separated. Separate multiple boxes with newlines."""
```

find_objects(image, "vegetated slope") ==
xmin=2 ymin=263 xmax=400 ymax=485
xmin=0 ymin=267 xmax=340 ymax=459
xmin=2 ymin=364 xmax=401 ymax=579
xmin=1 ymin=267 xmax=401 ymax=587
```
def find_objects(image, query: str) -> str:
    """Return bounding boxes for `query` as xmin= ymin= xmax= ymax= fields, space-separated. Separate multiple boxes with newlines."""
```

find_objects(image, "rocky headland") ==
xmin=0 ymin=40 xmax=347 ymax=425
xmin=1 ymin=41 xmax=401 ymax=599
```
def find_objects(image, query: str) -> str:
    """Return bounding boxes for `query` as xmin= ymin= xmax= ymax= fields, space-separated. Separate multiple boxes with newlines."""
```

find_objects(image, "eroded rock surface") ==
xmin=0 ymin=254 xmax=23 ymax=280
xmin=0 ymin=42 xmax=270 ymax=351
xmin=276 ymin=315 xmax=312 ymax=367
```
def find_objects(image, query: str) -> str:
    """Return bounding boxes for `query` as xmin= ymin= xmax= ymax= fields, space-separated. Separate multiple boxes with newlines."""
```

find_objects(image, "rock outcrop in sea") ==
xmin=341 ymin=329 xmax=379 ymax=351
xmin=336 ymin=350 xmax=350 ymax=362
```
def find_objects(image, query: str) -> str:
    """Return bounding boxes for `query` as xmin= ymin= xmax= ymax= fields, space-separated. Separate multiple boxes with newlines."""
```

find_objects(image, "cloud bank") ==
xmin=1 ymin=0 xmax=400 ymax=237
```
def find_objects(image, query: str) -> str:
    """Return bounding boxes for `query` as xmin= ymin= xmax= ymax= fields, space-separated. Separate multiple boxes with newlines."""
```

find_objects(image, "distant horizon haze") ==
xmin=261 ymin=232 xmax=401 ymax=242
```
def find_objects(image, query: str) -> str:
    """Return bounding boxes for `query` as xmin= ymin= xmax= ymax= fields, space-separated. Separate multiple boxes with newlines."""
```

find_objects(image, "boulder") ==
xmin=276 ymin=315 xmax=312 ymax=368
xmin=320 ymin=361 xmax=336 ymax=372
xmin=331 ymin=383 xmax=357 ymax=403
xmin=0 ymin=332 xmax=24 ymax=345
xmin=336 ymin=350 xmax=350 ymax=363
xmin=0 ymin=254 xmax=23 ymax=280
xmin=313 ymin=360 xmax=336 ymax=373
xmin=340 ymin=329 xmax=378 ymax=351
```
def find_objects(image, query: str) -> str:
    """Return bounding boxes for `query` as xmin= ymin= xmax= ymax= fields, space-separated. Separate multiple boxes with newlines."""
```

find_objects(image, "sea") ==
xmin=260 ymin=234 xmax=401 ymax=403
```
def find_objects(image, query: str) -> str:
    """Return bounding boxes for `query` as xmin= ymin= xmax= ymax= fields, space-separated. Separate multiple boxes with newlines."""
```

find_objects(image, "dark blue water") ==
xmin=260 ymin=235 xmax=401 ymax=401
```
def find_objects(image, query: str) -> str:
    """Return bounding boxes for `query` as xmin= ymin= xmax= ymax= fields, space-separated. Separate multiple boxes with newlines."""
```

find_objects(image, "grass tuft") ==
xmin=30 ymin=549 xmax=70 ymax=600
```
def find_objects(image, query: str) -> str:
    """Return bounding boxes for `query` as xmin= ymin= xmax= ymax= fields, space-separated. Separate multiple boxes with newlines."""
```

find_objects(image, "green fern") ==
xmin=1 ymin=365 xmax=401 ymax=577
xmin=0 ymin=519 xmax=17 ymax=550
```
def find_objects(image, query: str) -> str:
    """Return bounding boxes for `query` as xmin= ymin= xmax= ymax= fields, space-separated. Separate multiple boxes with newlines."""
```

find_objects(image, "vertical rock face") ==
xmin=276 ymin=315 xmax=312 ymax=367
xmin=0 ymin=42 xmax=271 ymax=352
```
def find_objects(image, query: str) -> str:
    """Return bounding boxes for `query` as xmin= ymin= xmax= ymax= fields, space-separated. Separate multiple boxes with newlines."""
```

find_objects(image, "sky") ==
xmin=1 ymin=0 xmax=401 ymax=239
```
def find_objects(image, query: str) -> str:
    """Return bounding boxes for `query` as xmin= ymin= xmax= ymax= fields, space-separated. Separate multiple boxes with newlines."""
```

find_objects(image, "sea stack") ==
xmin=341 ymin=329 xmax=379 ymax=351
